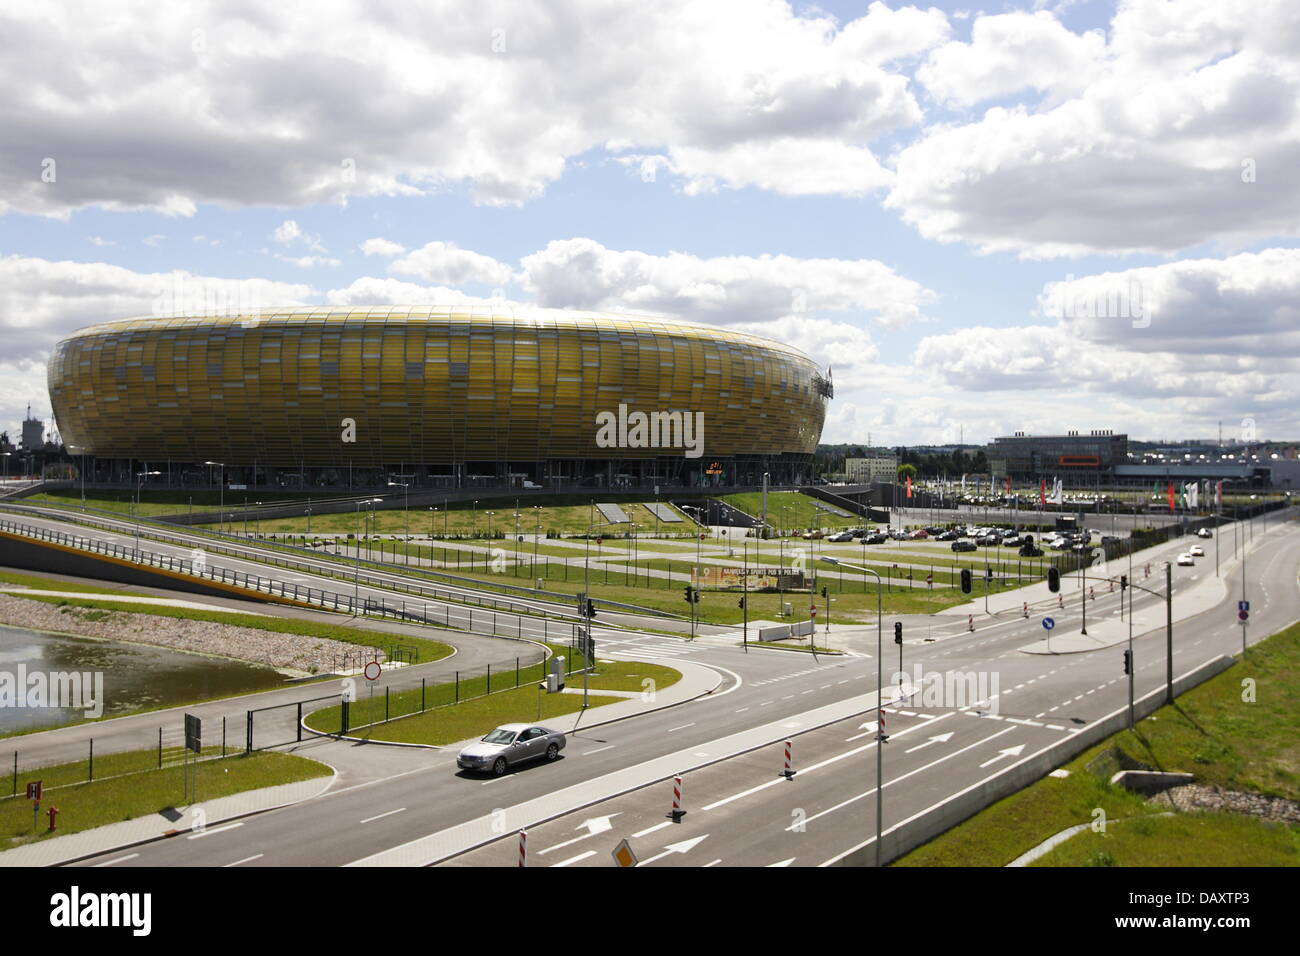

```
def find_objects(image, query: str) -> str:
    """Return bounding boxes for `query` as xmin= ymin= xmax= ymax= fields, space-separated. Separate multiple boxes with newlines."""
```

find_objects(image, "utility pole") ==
xmin=1165 ymin=561 xmax=1174 ymax=706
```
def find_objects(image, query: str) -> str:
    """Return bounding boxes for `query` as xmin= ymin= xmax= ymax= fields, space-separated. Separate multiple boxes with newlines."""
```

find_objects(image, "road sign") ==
xmin=612 ymin=838 xmax=638 ymax=868
xmin=184 ymin=713 xmax=202 ymax=754
xmin=363 ymin=660 xmax=382 ymax=681
xmin=1042 ymin=617 xmax=1055 ymax=631
xmin=1238 ymin=600 xmax=1250 ymax=612
xmin=1239 ymin=610 xmax=1249 ymax=621
xmin=25 ymin=781 xmax=41 ymax=801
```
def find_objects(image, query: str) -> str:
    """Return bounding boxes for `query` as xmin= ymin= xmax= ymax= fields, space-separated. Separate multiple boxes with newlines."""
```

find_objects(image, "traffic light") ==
xmin=684 ymin=585 xmax=693 ymax=604
xmin=821 ymin=586 xmax=828 ymax=599
xmin=1122 ymin=649 xmax=1132 ymax=675
xmin=587 ymin=598 xmax=597 ymax=619
xmin=1120 ymin=574 xmax=1128 ymax=590
xmin=1047 ymin=567 xmax=1061 ymax=592
xmin=960 ymin=568 xmax=972 ymax=594
xmin=894 ymin=621 xmax=903 ymax=645
xmin=738 ymin=596 xmax=746 ymax=610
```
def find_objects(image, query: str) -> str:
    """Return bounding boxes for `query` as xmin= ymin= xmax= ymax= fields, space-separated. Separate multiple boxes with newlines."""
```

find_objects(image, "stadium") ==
xmin=48 ymin=307 xmax=831 ymax=491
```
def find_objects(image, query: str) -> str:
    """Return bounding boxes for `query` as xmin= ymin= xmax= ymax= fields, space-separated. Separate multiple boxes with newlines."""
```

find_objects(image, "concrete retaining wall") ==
xmin=833 ymin=653 xmax=1237 ymax=867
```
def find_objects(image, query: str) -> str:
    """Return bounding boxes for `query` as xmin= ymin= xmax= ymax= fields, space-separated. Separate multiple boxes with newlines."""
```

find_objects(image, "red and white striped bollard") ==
xmin=518 ymin=828 xmax=526 ymax=867
xmin=783 ymin=740 xmax=795 ymax=779
xmin=670 ymin=774 xmax=685 ymax=820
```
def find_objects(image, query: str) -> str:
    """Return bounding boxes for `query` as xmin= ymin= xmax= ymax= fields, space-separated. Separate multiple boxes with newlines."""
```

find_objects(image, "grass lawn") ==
xmin=0 ymin=569 xmax=142 ymax=595
xmin=314 ymin=657 xmax=680 ymax=745
xmin=718 ymin=491 xmax=860 ymax=530
xmin=894 ymin=618 xmax=1300 ymax=867
xmin=2 ymin=593 xmax=455 ymax=665
xmin=1 ymin=748 xmax=330 ymax=846
xmin=346 ymin=684 xmax=625 ymax=745
xmin=201 ymin=495 xmax=697 ymax=538
xmin=25 ymin=488 xmax=350 ymax=517
xmin=1030 ymin=811 xmax=1300 ymax=866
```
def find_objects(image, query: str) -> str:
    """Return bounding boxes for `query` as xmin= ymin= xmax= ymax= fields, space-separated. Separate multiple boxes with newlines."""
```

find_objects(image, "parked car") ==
xmin=801 ymin=530 xmax=824 ymax=540
xmin=951 ymin=540 xmax=978 ymax=552
xmin=866 ymin=533 xmax=888 ymax=544
xmin=827 ymin=531 xmax=855 ymax=542
xmin=978 ymin=534 xmax=1001 ymax=546
xmin=909 ymin=529 xmax=929 ymax=539
xmin=1020 ymin=545 xmax=1044 ymax=557
xmin=936 ymin=530 xmax=960 ymax=541
xmin=457 ymin=724 xmax=566 ymax=776
xmin=1176 ymin=552 xmax=1195 ymax=566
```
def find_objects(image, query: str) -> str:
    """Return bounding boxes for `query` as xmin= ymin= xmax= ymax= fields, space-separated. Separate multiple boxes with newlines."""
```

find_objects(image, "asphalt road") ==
xmin=59 ymin=511 xmax=1298 ymax=867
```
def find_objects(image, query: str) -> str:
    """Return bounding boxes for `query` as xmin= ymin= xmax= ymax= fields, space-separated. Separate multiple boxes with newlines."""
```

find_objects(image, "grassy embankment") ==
xmin=895 ymin=619 xmax=1300 ymax=867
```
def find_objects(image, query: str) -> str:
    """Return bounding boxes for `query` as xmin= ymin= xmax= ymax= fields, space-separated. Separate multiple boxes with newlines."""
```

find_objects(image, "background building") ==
xmin=987 ymin=430 xmax=1128 ymax=480
xmin=844 ymin=454 xmax=898 ymax=483
xmin=48 ymin=306 xmax=830 ymax=491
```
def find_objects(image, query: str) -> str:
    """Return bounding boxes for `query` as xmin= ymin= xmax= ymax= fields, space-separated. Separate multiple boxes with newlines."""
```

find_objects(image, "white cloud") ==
xmin=890 ymin=0 xmax=1300 ymax=256
xmin=0 ymin=255 xmax=312 ymax=438
xmin=360 ymin=237 xmax=407 ymax=257
xmin=0 ymin=0 xmax=943 ymax=216
xmin=389 ymin=241 xmax=515 ymax=287
xmin=276 ymin=254 xmax=341 ymax=269
xmin=272 ymin=220 xmax=302 ymax=244
xmin=324 ymin=276 xmax=506 ymax=307
xmin=912 ymin=249 xmax=1300 ymax=430
xmin=917 ymin=11 xmax=1105 ymax=107
xmin=520 ymin=237 xmax=935 ymax=328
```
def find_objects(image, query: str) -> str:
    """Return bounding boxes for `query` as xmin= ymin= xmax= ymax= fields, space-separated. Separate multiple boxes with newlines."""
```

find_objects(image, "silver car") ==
xmin=456 ymin=723 xmax=566 ymax=776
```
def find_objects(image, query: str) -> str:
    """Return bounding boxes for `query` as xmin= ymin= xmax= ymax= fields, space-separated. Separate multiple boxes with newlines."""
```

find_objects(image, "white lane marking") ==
xmin=791 ymin=726 xmax=1016 ymax=831
xmin=668 ymin=723 xmax=696 ymax=732
xmin=187 ymin=822 xmax=244 ymax=840
xmin=633 ymin=821 xmax=673 ymax=839
xmin=768 ymin=858 xmax=796 ymax=867
xmin=705 ymin=713 xmax=955 ymax=812
xmin=94 ymin=853 xmax=139 ymax=867
xmin=224 ymin=854 xmax=264 ymax=867
xmin=735 ymin=708 xmax=749 ymax=713
xmin=703 ymin=859 xmax=722 ymax=867
xmin=551 ymin=850 xmax=597 ymax=868
xmin=360 ymin=807 xmax=407 ymax=824
xmin=582 ymin=745 xmax=615 ymax=756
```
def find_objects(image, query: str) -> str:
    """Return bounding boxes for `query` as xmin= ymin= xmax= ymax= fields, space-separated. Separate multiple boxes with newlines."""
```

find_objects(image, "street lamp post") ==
xmin=134 ymin=469 xmax=161 ymax=555
xmin=582 ymin=517 xmax=630 ymax=707
xmin=353 ymin=498 xmax=381 ymax=611
xmin=821 ymin=556 xmax=885 ymax=866
xmin=388 ymin=480 xmax=410 ymax=565
xmin=204 ymin=461 xmax=225 ymax=535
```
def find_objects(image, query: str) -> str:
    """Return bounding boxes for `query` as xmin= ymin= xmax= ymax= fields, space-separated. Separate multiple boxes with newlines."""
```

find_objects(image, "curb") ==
xmin=11 ymin=767 xmax=340 ymax=869
xmin=298 ymin=661 xmax=724 ymax=750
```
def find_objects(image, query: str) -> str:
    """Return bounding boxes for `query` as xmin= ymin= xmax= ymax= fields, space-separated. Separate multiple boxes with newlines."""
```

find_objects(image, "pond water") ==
xmin=0 ymin=624 xmax=285 ymax=734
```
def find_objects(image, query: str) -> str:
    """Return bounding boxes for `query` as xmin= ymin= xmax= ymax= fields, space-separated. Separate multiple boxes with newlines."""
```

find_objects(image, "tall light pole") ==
xmin=532 ymin=505 xmax=544 ymax=581
xmin=583 ymin=517 xmax=630 ymax=707
xmin=388 ymin=479 xmax=410 ymax=565
xmin=134 ymin=469 xmax=161 ymax=554
xmin=353 ymin=498 xmax=381 ymax=611
xmin=821 ymin=556 xmax=885 ymax=866
xmin=204 ymin=461 xmax=225 ymax=535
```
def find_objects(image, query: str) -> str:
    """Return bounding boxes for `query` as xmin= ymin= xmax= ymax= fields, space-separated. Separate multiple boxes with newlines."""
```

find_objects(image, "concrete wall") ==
xmin=833 ymin=654 xmax=1237 ymax=867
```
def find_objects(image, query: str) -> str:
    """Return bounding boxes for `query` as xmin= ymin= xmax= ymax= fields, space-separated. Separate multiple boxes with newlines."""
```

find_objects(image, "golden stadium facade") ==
xmin=48 ymin=307 xmax=830 ymax=488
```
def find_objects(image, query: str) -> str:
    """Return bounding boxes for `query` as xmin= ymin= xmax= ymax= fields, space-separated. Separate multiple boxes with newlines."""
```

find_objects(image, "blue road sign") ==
xmin=1042 ymin=617 xmax=1055 ymax=631
xmin=1238 ymin=600 xmax=1250 ymax=612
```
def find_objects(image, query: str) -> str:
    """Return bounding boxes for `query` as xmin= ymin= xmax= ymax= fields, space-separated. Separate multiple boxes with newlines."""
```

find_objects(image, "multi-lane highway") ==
xmin=40 ymin=507 xmax=1295 ymax=867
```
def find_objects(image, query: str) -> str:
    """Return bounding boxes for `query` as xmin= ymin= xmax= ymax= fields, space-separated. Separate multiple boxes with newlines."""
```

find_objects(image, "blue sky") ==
xmin=2 ymin=0 xmax=1297 ymax=449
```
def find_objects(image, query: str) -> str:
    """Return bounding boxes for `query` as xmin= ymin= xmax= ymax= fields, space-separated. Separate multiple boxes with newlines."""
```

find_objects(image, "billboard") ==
xmin=693 ymin=566 xmax=808 ymax=591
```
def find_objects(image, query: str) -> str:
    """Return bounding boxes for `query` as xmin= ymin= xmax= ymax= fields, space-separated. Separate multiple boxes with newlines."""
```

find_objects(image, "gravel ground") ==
xmin=1152 ymin=783 xmax=1300 ymax=824
xmin=0 ymin=592 xmax=383 ymax=675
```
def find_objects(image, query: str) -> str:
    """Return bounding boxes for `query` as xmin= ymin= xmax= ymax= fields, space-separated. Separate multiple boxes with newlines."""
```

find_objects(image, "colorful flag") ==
xmin=1039 ymin=478 xmax=1047 ymax=506
xmin=906 ymin=474 xmax=912 ymax=499
xmin=1167 ymin=481 xmax=1176 ymax=512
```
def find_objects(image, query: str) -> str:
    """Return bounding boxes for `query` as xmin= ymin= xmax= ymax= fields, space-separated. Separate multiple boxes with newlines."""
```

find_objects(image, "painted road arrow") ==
xmin=538 ymin=814 xmax=622 ymax=856
xmin=637 ymin=834 xmax=709 ymax=867
xmin=978 ymin=743 xmax=1026 ymax=768
xmin=904 ymin=732 xmax=954 ymax=753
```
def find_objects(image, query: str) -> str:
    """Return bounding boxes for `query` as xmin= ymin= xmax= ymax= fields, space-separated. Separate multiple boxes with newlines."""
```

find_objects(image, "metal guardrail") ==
xmin=0 ymin=518 xmax=580 ymax=646
xmin=0 ymin=501 xmax=678 ymax=620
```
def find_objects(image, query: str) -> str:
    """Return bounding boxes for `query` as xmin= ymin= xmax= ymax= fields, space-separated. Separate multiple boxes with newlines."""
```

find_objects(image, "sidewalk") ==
xmin=0 ymin=772 xmax=337 ymax=868
xmin=0 ymin=655 xmax=719 ymax=867
xmin=336 ymin=657 xmax=724 ymax=752
xmin=1017 ymin=525 xmax=1278 ymax=654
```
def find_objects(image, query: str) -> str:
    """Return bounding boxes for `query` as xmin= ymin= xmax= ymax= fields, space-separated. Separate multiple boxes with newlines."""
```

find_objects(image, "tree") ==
xmin=897 ymin=463 xmax=918 ymax=481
